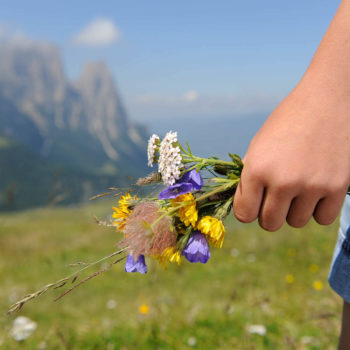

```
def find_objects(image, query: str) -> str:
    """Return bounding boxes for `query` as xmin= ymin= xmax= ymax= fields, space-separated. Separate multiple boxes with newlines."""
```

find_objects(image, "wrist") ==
xmin=292 ymin=68 xmax=350 ymax=113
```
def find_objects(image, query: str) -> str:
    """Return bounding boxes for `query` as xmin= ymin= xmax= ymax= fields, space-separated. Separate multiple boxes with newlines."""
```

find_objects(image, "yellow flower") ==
xmin=285 ymin=274 xmax=295 ymax=284
xmin=171 ymin=193 xmax=198 ymax=227
xmin=139 ymin=304 xmax=150 ymax=315
xmin=312 ymin=280 xmax=324 ymax=291
xmin=112 ymin=207 xmax=129 ymax=230
xmin=112 ymin=192 xmax=137 ymax=231
xmin=155 ymin=246 xmax=182 ymax=268
xmin=118 ymin=192 xmax=135 ymax=211
xmin=309 ymin=264 xmax=319 ymax=274
xmin=197 ymin=216 xmax=225 ymax=248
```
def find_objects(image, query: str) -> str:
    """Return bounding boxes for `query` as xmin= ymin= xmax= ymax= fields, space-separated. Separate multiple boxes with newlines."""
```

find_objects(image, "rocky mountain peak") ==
xmin=0 ymin=38 xmax=148 ymax=165
xmin=76 ymin=61 xmax=114 ymax=96
xmin=0 ymin=41 xmax=66 ymax=132
xmin=74 ymin=61 xmax=129 ymax=160
xmin=0 ymin=38 xmax=148 ymax=210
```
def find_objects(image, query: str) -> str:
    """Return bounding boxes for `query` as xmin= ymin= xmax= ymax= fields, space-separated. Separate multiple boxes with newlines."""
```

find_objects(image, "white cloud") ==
xmin=72 ymin=18 xmax=120 ymax=47
xmin=129 ymin=92 xmax=282 ymax=121
xmin=136 ymin=90 xmax=199 ymax=105
xmin=184 ymin=90 xmax=198 ymax=102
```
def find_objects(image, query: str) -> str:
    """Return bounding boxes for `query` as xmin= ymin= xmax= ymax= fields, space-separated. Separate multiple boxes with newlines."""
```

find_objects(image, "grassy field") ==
xmin=0 ymin=199 xmax=343 ymax=349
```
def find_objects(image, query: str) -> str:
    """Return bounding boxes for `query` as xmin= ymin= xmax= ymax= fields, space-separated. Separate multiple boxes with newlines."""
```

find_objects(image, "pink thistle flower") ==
xmin=119 ymin=201 xmax=177 ymax=258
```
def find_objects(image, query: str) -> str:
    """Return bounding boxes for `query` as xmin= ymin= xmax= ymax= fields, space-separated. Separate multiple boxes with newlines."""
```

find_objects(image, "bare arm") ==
xmin=233 ymin=0 xmax=350 ymax=231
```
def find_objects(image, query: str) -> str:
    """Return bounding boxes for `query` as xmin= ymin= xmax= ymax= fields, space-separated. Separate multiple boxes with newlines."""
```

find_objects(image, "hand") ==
xmin=233 ymin=79 xmax=350 ymax=231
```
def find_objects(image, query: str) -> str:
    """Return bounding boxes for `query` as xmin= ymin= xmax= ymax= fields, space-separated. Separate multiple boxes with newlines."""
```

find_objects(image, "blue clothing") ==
xmin=329 ymin=195 xmax=350 ymax=302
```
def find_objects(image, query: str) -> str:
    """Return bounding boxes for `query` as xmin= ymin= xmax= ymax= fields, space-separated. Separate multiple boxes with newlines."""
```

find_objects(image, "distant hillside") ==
xmin=0 ymin=40 xmax=148 ymax=210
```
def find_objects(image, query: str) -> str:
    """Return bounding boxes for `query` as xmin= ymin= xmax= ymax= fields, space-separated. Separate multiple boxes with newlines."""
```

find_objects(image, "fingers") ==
xmin=234 ymin=172 xmax=347 ymax=230
xmin=234 ymin=164 xmax=297 ymax=230
xmin=233 ymin=170 xmax=264 ymax=223
xmin=258 ymin=187 xmax=294 ymax=231
xmin=314 ymin=190 xmax=347 ymax=225
xmin=286 ymin=195 xmax=320 ymax=228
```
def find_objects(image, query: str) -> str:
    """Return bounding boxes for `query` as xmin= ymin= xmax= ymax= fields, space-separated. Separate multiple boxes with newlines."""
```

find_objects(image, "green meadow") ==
xmin=0 ymin=200 xmax=343 ymax=349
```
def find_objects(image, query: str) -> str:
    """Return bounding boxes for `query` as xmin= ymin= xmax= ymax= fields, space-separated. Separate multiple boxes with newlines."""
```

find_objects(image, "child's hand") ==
xmin=233 ymin=79 xmax=350 ymax=231
xmin=233 ymin=0 xmax=350 ymax=231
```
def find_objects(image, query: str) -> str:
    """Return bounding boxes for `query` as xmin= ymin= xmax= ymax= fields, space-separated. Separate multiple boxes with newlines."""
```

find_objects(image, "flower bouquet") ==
xmin=7 ymin=131 xmax=243 ymax=314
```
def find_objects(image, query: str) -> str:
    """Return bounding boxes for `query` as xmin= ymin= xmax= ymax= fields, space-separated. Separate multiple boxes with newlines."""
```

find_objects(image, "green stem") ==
xmin=183 ymin=155 xmax=236 ymax=167
xmin=195 ymin=180 xmax=238 ymax=202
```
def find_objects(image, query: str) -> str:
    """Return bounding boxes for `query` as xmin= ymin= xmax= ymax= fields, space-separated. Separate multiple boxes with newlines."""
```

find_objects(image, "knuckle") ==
xmin=306 ymin=177 xmax=347 ymax=197
xmin=271 ymin=176 xmax=301 ymax=196
xmin=312 ymin=182 xmax=334 ymax=196
xmin=327 ymin=181 xmax=348 ymax=196
xmin=274 ymin=181 xmax=295 ymax=196
xmin=245 ymin=162 xmax=267 ymax=182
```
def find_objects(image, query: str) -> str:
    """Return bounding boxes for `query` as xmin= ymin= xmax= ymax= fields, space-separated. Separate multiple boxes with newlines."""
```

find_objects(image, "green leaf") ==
xmin=178 ymin=226 xmax=193 ymax=250
xmin=227 ymin=172 xmax=239 ymax=180
xmin=211 ymin=177 xmax=232 ymax=183
xmin=178 ymin=143 xmax=187 ymax=154
xmin=186 ymin=141 xmax=193 ymax=156
xmin=228 ymin=153 xmax=244 ymax=167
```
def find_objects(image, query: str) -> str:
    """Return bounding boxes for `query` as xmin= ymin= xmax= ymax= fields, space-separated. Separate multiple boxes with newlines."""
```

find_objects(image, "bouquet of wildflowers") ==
xmin=7 ymin=131 xmax=243 ymax=313
xmin=117 ymin=131 xmax=243 ymax=272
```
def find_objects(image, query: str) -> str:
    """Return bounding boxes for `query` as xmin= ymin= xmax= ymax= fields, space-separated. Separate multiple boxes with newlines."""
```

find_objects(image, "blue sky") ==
xmin=0 ymin=0 xmax=341 ymax=121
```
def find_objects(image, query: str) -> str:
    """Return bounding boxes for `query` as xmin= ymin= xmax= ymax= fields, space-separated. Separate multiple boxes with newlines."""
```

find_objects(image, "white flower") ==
xmin=10 ymin=316 xmax=37 ymax=341
xmin=158 ymin=131 xmax=184 ymax=186
xmin=106 ymin=299 xmax=118 ymax=310
xmin=246 ymin=324 xmax=266 ymax=336
xmin=301 ymin=336 xmax=315 ymax=345
xmin=187 ymin=336 xmax=197 ymax=346
xmin=147 ymin=134 xmax=160 ymax=167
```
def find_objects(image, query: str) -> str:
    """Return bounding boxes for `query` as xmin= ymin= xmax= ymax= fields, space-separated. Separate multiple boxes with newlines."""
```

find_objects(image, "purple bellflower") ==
xmin=180 ymin=168 xmax=203 ymax=191
xmin=125 ymin=254 xmax=148 ymax=274
xmin=158 ymin=169 xmax=203 ymax=200
xmin=158 ymin=182 xmax=193 ymax=200
xmin=182 ymin=231 xmax=211 ymax=263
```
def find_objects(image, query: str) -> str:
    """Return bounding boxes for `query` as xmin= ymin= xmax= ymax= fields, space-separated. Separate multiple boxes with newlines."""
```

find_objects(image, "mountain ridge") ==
xmin=0 ymin=39 xmax=148 ymax=210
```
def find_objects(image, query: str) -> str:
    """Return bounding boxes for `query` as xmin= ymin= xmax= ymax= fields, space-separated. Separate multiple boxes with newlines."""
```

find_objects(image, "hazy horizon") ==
xmin=0 ymin=0 xmax=340 ymax=121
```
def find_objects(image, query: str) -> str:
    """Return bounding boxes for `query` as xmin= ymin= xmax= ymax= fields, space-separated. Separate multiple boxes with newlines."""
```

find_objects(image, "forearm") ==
xmin=233 ymin=0 xmax=350 ymax=231
xmin=301 ymin=0 xmax=350 ymax=100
